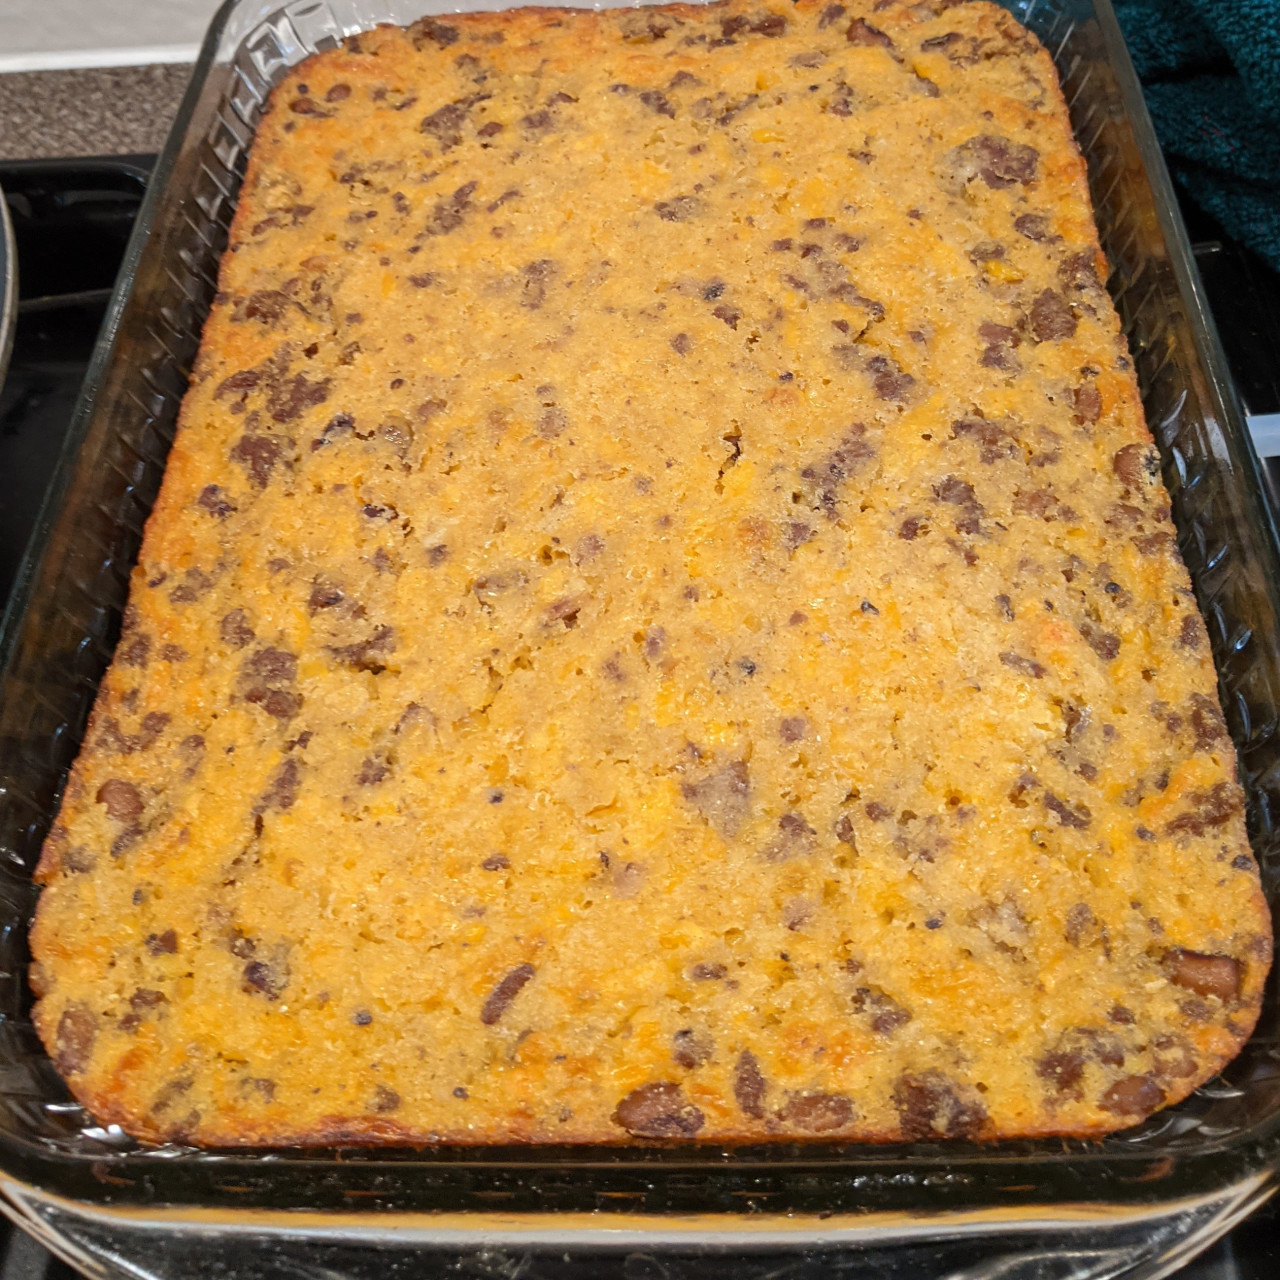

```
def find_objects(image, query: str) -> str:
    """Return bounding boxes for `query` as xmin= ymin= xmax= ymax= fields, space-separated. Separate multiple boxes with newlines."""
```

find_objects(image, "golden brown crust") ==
xmin=30 ymin=0 xmax=1270 ymax=1147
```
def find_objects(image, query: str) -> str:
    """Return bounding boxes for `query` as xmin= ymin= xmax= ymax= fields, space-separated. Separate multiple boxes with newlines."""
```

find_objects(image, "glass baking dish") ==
xmin=1 ymin=0 xmax=1279 ymax=1276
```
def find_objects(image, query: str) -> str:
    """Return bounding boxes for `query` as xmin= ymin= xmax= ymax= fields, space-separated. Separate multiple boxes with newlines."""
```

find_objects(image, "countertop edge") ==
xmin=0 ymin=63 xmax=193 ymax=161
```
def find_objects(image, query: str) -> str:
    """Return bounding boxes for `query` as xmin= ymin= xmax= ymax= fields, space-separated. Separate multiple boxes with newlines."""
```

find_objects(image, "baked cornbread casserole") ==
xmin=29 ymin=0 xmax=1271 ymax=1146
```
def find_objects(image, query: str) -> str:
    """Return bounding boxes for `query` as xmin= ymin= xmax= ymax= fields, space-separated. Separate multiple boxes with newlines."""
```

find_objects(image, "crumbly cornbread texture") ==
xmin=31 ymin=0 xmax=1271 ymax=1146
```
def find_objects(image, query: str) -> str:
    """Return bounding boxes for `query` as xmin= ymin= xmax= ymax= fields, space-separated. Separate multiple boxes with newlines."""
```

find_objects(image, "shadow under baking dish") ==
xmin=0 ymin=0 xmax=1279 ymax=1273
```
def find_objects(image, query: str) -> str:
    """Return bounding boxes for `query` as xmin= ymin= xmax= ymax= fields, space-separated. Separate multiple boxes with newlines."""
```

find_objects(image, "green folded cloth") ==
xmin=1113 ymin=0 xmax=1280 ymax=274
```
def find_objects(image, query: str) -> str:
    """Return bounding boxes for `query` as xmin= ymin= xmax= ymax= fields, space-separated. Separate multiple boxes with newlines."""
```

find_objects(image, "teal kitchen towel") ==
xmin=1113 ymin=0 xmax=1280 ymax=273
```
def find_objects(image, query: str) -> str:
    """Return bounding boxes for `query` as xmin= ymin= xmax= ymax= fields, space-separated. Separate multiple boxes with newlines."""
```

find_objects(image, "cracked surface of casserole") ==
xmin=29 ymin=0 xmax=1271 ymax=1145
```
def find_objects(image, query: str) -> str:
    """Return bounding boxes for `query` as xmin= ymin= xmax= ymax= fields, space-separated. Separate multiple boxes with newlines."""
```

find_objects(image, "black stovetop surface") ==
xmin=1 ymin=158 xmax=1278 ymax=1279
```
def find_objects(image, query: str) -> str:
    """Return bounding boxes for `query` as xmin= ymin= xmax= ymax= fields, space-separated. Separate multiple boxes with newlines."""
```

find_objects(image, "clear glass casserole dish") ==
xmin=1 ymin=0 xmax=1279 ymax=1276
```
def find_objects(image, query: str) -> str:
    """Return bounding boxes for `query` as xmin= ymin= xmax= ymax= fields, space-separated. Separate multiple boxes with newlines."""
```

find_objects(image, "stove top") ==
xmin=0 ymin=158 xmax=151 ymax=607
xmin=0 ymin=157 xmax=1277 ymax=1280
